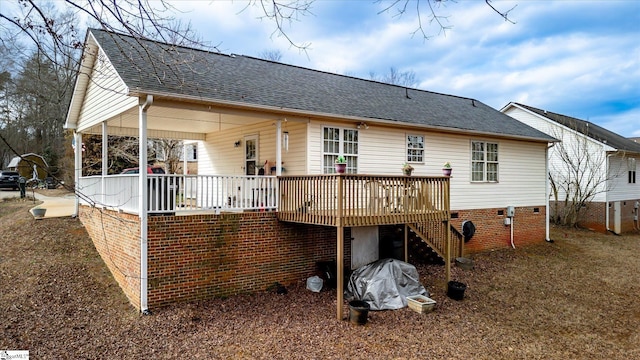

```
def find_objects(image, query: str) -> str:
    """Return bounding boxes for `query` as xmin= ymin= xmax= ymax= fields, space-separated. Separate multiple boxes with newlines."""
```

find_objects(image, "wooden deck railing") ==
xmin=408 ymin=221 xmax=464 ymax=260
xmin=277 ymin=174 xmax=450 ymax=227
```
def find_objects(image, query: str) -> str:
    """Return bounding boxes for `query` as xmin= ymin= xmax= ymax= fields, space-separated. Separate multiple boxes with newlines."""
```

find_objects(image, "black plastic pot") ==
xmin=348 ymin=300 xmax=370 ymax=325
xmin=447 ymin=281 xmax=467 ymax=300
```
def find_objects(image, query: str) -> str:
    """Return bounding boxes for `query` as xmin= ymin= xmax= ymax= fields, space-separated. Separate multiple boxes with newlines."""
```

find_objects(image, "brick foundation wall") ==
xmin=79 ymin=207 xmax=141 ymax=308
xmin=551 ymin=199 xmax=640 ymax=234
xmin=79 ymin=207 xmax=349 ymax=310
xmin=146 ymin=212 xmax=344 ymax=308
xmin=615 ymin=199 xmax=640 ymax=233
xmin=449 ymin=206 xmax=547 ymax=253
xmin=579 ymin=201 xmax=607 ymax=233
xmin=79 ymin=205 xmax=548 ymax=310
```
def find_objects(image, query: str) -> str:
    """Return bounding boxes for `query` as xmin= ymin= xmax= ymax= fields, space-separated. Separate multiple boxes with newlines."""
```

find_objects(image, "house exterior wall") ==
xmin=79 ymin=206 xmax=352 ymax=310
xmin=200 ymin=120 xmax=307 ymax=176
xmin=78 ymin=207 xmax=141 ymax=308
xmin=76 ymin=47 xmax=138 ymax=132
xmin=307 ymin=120 xmax=548 ymax=210
xmin=553 ymin=199 xmax=640 ymax=234
xmin=450 ymin=205 xmax=547 ymax=253
xmin=503 ymin=106 xmax=608 ymax=202
xmin=607 ymin=155 xmax=639 ymax=202
xmin=504 ymin=105 xmax=640 ymax=234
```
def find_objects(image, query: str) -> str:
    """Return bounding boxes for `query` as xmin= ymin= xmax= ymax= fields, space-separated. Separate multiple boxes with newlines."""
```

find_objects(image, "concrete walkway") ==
xmin=30 ymin=192 xmax=76 ymax=219
xmin=0 ymin=189 xmax=75 ymax=219
xmin=32 ymin=193 xmax=75 ymax=219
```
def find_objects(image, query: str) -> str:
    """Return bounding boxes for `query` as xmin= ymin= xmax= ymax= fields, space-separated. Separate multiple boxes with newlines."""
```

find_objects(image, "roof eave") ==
xmin=64 ymin=31 xmax=99 ymax=130
xmin=129 ymin=89 xmax=556 ymax=144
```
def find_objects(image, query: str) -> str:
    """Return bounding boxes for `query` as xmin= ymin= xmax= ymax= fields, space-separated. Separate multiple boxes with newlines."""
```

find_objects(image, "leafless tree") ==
xmin=549 ymin=122 xmax=624 ymax=227
xmin=369 ymin=67 xmax=418 ymax=87
xmin=259 ymin=49 xmax=283 ymax=62
xmin=245 ymin=0 xmax=516 ymax=49
xmin=151 ymin=139 xmax=183 ymax=174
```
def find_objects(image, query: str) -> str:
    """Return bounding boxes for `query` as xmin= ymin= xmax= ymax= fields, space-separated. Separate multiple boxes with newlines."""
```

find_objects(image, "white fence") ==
xmin=77 ymin=174 xmax=278 ymax=214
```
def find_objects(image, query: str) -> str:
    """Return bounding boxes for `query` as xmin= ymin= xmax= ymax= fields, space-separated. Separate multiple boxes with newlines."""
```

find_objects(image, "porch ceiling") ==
xmin=91 ymin=101 xmax=281 ymax=139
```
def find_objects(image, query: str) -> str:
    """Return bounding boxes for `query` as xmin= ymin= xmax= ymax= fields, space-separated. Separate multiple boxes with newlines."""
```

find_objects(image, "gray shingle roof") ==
xmin=515 ymin=103 xmax=640 ymax=154
xmin=91 ymin=29 xmax=555 ymax=142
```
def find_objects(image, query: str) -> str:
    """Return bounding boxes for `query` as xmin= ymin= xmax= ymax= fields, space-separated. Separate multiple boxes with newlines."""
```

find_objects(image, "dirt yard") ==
xmin=1 ymin=199 xmax=639 ymax=359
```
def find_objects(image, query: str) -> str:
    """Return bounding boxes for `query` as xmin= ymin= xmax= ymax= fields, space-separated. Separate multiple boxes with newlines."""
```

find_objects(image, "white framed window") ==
xmin=245 ymin=135 xmax=259 ymax=175
xmin=406 ymin=134 xmax=424 ymax=163
xmin=471 ymin=141 xmax=499 ymax=182
xmin=629 ymin=158 xmax=637 ymax=184
xmin=180 ymin=144 xmax=197 ymax=161
xmin=323 ymin=126 xmax=358 ymax=173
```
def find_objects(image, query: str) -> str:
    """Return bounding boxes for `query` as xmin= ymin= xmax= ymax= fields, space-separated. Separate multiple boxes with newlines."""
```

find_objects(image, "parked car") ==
xmin=0 ymin=170 xmax=20 ymax=190
xmin=44 ymin=177 xmax=58 ymax=189
xmin=120 ymin=166 xmax=166 ymax=174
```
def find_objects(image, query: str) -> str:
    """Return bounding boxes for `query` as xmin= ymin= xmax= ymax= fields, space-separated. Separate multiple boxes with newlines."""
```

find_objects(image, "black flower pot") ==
xmin=447 ymin=281 xmax=466 ymax=300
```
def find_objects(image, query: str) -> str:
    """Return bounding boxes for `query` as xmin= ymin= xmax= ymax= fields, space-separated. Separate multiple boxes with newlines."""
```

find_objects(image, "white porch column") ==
xmin=73 ymin=131 xmax=82 ymax=217
xmin=139 ymin=95 xmax=153 ymax=314
xmin=276 ymin=119 xmax=282 ymax=176
xmin=183 ymin=143 xmax=188 ymax=175
xmin=102 ymin=122 xmax=108 ymax=205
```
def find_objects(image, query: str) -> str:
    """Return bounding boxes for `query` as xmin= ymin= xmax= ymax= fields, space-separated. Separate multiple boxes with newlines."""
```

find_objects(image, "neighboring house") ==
xmin=502 ymin=103 xmax=640 ymax=234
xmin=64 ymin=29 xmax=556 ymax=317
xmin=7 ymin=153 xmax=49 ymax=180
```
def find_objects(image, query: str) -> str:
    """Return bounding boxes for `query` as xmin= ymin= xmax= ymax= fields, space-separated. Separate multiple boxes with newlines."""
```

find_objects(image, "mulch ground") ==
xmin=1 ymin=200 xmax=639 ymax=359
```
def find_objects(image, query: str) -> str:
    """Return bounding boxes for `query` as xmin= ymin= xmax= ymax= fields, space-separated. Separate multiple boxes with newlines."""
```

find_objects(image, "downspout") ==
xmin=276 ymin=119 xmax=282 ymax=176
xmin=139 ymin=94 xmax=153 ymax=315
xmin=73 ymin=131 xmax=82 ymax=217
xmin=510 ymin=215 xmax=515 ymax=249
xmin=605 ymin=153 xmax=613 ymax=232
xmin=545 ymin=143 xmax=555 ymax=242
xmin=102 ymin=122 xmax=108 ymax=205
xmin=634 ymin=200 xmax=639 ymax=231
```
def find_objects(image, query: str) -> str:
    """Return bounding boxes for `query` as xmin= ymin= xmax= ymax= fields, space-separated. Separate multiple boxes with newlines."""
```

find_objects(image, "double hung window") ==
xmin=471 ymin=141 xmax=499 ymax=182
xmin=323 ymin=127 xmax=358 ymax=173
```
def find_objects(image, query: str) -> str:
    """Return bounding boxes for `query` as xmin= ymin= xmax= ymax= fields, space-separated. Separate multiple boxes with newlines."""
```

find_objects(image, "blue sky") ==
xmin=172 ymin=0 xmax=640 ymax=137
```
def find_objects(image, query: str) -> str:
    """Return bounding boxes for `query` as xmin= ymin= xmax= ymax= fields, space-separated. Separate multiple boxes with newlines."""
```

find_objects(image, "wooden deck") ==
xmin=278 ymin=174 xmax=450 ymax=226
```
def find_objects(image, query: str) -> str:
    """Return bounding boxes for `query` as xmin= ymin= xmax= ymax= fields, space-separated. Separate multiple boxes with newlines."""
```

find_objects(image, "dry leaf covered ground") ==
xmin=1 ymin=198 xmax=639 ymax=359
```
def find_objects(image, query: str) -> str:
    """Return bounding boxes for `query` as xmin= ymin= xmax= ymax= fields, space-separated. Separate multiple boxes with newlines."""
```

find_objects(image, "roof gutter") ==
xmin=129 ymin=89 xmax=557 ymax=144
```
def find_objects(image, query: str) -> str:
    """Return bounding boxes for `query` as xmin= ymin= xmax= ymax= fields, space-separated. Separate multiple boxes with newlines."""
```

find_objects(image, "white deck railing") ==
xmin=77 ymin=174 xmax=278 ymax=214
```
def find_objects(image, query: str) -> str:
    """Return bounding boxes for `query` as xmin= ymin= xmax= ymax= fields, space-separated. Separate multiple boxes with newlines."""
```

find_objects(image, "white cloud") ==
xmin=170 ymin=0 xmax=639 ymax=136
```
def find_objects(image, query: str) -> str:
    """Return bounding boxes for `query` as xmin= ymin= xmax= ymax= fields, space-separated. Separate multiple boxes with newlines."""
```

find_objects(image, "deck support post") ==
xmin=445 ymin=221 xmax=451 ymax=283
xmin=404 ymin=223 xmax=408 ymax=262
xmin=336 ymin=174 xmax=344 ymax=320
xmin=337 ymin=225 xmax=344 ymax=320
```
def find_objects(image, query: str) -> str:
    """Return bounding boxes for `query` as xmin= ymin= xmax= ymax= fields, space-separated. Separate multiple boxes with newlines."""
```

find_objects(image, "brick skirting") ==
xmin=79 ymin=205 xmax=547 ymax=310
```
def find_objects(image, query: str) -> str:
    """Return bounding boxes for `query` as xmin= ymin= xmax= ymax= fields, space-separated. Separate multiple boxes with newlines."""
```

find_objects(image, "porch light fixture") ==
xmin=234 ymin=140 xmax=241 ymax=148
xmin=357 ymin=122 xmax=369 ymax=129
xmin=283 ymin=131 xmax=289 ymax=152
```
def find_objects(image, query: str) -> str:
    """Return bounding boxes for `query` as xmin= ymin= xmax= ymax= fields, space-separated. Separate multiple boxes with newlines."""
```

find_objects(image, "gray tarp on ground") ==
xmin=345 ymin=258 xmax=428 ymax=310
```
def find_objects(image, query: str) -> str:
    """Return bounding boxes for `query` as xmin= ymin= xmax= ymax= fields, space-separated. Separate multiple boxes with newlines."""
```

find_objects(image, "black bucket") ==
xmin=348 ymin=300 xmax=370 ymax=325
xmin=447 ymin=281 xmax=467 ymax=301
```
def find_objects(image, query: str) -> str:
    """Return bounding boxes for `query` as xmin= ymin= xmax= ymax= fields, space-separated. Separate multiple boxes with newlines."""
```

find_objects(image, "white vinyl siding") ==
xmin=307 ymin=120 xmax=547 ymax=209
xmin=200 ymin=120 xmax=306 ymax=176
xmin=503 ymin=106 xmax=613 ymax=202
xmin=77 ymin=47 xmax=137 ymax=132
xmin=607 ymin=155 xmax=640 ymax=202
